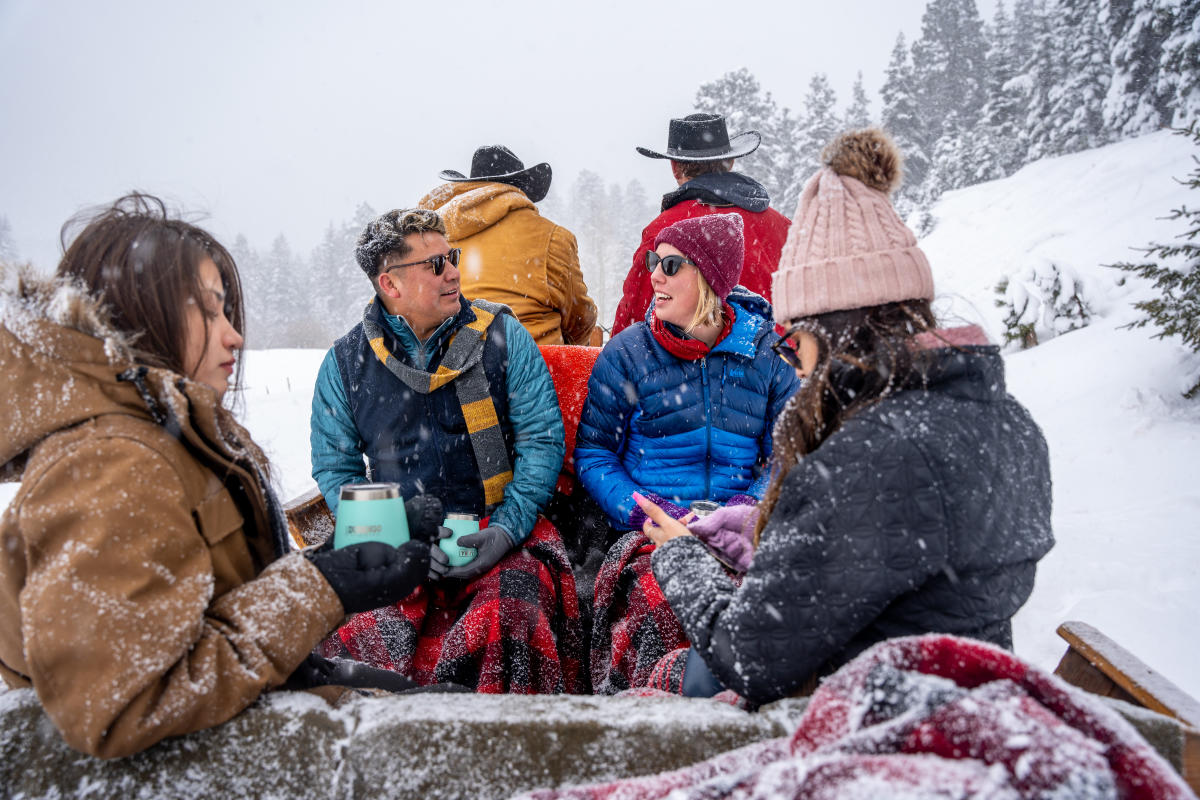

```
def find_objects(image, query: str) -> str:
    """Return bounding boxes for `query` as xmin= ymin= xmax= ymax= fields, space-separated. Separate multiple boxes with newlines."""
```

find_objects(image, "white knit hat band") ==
xmin=771 ymin=246 xmax=934 ymax=323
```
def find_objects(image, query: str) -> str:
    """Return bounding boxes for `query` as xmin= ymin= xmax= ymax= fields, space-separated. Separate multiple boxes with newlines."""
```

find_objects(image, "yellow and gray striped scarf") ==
xmin=362 ymin=298 xmax=513 ymax=506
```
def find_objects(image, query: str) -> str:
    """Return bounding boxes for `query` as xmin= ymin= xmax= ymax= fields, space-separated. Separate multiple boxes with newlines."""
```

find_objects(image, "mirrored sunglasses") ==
xmin=386 ymin=247 xmax=461 ymax=276
xmin=645 ymin=251 xmax=694 ymax=277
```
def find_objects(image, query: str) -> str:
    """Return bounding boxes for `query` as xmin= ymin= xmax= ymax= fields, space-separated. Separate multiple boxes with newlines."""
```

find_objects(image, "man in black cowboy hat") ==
xmin=419 ymin=145 xmax=598 ymax=346
xmin=611 ymin=113 xmax=790 ymax=335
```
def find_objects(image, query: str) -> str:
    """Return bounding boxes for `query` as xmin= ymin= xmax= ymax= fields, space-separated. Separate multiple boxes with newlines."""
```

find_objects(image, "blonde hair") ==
xmin=686 ymin=270 xmax=724 ymax=333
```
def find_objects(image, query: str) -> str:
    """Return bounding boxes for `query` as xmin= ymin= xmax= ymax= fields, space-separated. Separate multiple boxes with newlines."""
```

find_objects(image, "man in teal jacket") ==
xmin=309 ymin=208 xmax=580 ymax=693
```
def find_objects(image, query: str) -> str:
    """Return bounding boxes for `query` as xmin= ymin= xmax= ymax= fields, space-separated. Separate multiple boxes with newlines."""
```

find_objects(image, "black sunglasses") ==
xmin=385 ymin=247 xmax=461 ymax=276
xmin=771 ymin=327 xmax=806 ymax=371
xmin=645 ymin=251 xmax=694 ymax=277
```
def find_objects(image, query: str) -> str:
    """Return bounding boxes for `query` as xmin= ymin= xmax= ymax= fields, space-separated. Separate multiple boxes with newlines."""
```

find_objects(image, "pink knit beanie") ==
xmin=771 ymin=129 xmax=934 ymax=323
xmin=654 ymin=213 xmax=745 ymax=301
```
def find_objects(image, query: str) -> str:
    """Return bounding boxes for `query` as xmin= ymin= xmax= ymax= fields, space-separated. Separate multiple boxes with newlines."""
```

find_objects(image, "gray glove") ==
xmin=442 ymin=526 xmax=514 ymax=581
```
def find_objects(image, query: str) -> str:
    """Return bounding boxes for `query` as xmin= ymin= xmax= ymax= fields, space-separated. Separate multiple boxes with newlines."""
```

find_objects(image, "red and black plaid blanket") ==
xmin=520 ymin=635 xmax=1195 ymax=800
xmin=590 ymin=531 xmax=691 ymax=695
xmin=320 ymin=517 xmax=586 ymax=694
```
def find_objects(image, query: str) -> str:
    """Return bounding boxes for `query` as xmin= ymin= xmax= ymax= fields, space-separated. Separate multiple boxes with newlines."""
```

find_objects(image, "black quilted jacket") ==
xmin=651 ymin=344 xmax=1054 ymax=705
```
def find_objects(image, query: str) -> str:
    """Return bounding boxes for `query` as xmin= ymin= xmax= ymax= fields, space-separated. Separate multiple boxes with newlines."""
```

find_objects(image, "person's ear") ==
xmin=670 ymin=161 xmax=686 ymax=184
xmin=377 ymin=271 xmax=402 ymax=300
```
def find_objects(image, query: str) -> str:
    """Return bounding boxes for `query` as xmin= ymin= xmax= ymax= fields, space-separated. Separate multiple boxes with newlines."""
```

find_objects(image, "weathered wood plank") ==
xmin=283 ymin=485 xmax=333 ymax=548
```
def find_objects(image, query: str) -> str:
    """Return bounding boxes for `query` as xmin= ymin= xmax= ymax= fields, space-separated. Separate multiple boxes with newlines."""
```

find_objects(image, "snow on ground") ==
xmin=1 ymin=130 xmax=1196 ymax=704
xmin=920 ymin=129 xmax=1200 ymax=698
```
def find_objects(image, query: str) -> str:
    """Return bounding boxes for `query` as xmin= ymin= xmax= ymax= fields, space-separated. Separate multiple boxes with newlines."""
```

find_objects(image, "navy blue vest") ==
xmin=333 ymin=299 xmax=515 ymax=516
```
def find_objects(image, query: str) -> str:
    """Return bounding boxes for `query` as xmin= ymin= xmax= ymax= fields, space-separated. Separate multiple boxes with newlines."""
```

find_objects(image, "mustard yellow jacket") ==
xmin=420 ymin=181 xmax=598 ymax=345
xmin=0 ymin=267 xmax=345 ymax=758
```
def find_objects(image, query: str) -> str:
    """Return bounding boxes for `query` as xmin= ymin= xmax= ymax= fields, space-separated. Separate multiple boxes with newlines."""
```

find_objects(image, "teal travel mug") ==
xmin=333 ymin=483 xmax=410 ymax=549
xmin=440 ymin=513 xmax=480 ymax=567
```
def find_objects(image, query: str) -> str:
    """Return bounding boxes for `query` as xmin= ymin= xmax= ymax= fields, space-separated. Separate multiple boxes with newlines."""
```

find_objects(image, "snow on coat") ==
xmin=0 ymin=265 xmax=345 ymax=758
xmin=652 ymin=337 xmax=1055 ymax=705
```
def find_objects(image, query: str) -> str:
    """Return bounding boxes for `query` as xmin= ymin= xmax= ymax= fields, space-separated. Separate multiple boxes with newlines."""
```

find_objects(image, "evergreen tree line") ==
xmin=226 ymin=174 xmax=657 ymax=349
xmin=694 ymin=0 xmax=1199 ymax=223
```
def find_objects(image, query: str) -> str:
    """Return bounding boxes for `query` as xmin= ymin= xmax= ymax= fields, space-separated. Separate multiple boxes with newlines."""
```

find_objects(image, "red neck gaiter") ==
xmin=650 ymin=303 xmax=736 ymax=360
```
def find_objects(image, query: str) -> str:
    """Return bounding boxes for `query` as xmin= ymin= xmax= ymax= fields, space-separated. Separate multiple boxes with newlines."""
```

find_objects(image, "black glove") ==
xmin=442 ymin=526 xmax=514 ymax=581
xmin=404 ymin=494 xmax=444 ymax=544
xmin=307 ymin=539 xmax=429 ymax=615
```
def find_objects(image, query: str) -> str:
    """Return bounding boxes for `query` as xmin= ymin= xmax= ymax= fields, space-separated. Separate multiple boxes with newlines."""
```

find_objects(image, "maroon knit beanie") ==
xmin=653 ymin=213 xmax=745 ymax=300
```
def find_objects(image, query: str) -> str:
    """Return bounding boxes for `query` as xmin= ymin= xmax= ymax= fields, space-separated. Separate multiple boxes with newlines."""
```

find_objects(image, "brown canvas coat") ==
xmin=420 ymin=181 xmax=599 ymax=345
xmin=0 ymin=266 xmax=344 ymax=759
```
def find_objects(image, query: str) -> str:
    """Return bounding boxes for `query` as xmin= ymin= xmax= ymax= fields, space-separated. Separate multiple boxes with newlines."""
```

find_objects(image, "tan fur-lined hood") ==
xmin=0 ymin=263 xmax=145 ymax=473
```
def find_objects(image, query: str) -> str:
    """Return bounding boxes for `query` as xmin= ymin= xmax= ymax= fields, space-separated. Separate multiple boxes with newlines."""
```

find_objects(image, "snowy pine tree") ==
xmin=1104 ymin=0 xmax=1174 ymax=136
xmin=844 ymin=71 xmax=873 ymax=129
xmin=881 ymin=33 xmax=931 ymax=213
xmin=1049 ymin=0 xmax=1112 ymax=154
xmin=0 ymin=215 xmax=17 ymax=263
xmin=971 ymin=0 xmax=1027 ymax=181
xmin=1021 ymin=4 xmax=1068 ymax=160
xmin=994 ymin=261 xmax=1093 ymax=349
xmin=1158 ymin=0 xmax=1200 ymax=127
xmin=791 ymin=73 xmax=841 ymax=212
xmin=911 ymin=0 xmax=991 ymax=139
xmin=1111 ymin=122 xmax=1200 ymax=398
xmin=694 ymin=68 xmax=797 ymax=213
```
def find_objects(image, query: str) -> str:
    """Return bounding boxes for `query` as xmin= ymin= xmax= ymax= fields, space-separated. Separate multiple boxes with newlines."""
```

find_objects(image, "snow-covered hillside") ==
xmin=2 ymin=131 xmax=1196 ymax=703
xmin=920 ymin=129 xmax=1200 ymax=697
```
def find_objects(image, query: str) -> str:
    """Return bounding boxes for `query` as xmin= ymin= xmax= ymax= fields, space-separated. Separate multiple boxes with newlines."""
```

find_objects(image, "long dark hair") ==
xmin=756 ymin=299 xmax=936 ymax=543
xmin=57 ymin=193 xmax=246 ymax=391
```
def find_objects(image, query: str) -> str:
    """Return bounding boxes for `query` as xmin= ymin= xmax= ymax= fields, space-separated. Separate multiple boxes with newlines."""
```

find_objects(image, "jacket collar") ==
xmin=661 ymin=172 xmax=771 ymax=213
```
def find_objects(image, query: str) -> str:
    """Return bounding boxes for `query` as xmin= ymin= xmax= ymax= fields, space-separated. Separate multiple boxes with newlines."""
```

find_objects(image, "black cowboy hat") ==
xmin=636 ymin=113 xmax=761 ymax=162
xmin=438 ymin=145 xmax=553 ymax=203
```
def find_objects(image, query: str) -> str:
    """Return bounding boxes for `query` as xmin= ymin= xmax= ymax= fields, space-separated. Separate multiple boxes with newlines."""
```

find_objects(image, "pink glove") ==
xmin=687 ymin=502 xmax=760 ymax=574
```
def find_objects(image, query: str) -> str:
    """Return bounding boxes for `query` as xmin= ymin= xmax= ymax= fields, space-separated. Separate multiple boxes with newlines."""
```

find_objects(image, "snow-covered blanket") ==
xmin=321 ymin=517 xmax=586 ymax=694
xmin=522 ymin=634 xmax=1196 ymax=799
xmin=590 ymin=531 xmax=690 ymax=694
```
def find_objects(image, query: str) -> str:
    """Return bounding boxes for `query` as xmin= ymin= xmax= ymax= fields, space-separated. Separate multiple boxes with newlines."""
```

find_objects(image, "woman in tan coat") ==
xmin=0 ymin=194 xmax=435 ymax=759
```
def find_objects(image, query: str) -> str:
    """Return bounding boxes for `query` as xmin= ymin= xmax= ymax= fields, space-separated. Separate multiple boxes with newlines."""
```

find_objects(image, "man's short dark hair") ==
xmin=672 ymin=158 xmax=736 ymax=182
xmin=355 ymin=209 xmax=447 ymax=278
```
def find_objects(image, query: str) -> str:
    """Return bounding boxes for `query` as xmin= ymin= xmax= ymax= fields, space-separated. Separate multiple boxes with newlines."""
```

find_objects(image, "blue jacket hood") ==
xmin=642 ymin=285 xmax=775 ymax=359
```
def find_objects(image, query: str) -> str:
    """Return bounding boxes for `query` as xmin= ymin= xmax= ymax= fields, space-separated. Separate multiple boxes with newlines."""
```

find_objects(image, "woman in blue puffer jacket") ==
xmin=575 ymin=214 xmax=800 ymax=530
xmin=574 ymin=213 xmax=800 ymax=694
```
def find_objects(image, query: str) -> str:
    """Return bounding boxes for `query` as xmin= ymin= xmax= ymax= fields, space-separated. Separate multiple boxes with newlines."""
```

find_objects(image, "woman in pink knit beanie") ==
xmin=633 ymin=129 xmax=1054 ymax=705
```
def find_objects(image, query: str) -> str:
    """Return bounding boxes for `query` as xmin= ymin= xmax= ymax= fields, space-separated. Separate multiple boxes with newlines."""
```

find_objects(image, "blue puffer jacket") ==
xmin=574 ymin=287 xmax=800 ymax=529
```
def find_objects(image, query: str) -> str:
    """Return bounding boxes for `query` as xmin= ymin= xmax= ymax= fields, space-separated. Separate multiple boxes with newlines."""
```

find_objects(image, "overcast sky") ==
xmin=1 ymin=0 xmax=995 ymax=269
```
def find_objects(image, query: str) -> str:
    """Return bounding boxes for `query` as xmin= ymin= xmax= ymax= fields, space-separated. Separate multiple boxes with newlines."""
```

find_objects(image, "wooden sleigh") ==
xmin=281 ymin=343 xmax=1200 ymax=794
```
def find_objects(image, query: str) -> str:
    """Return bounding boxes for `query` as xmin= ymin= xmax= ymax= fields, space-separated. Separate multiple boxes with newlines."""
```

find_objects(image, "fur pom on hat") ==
xmin=821 ymin=128 xmax=903 ymax=195
xmin=654 ymin=213 xmax=745 ymax=301
xmin=772 ymin=128 xmax=934 ymax=323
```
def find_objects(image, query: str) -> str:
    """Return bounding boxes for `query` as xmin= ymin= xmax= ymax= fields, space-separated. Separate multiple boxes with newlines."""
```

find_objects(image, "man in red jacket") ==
xmin=611 ymin=113 xmax=790 ymax=336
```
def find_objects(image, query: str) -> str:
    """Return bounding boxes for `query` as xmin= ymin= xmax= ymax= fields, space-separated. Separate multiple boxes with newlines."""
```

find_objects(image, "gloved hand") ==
xmin=307 ymin=539 xmax=429 ymax=615
xmin=628 ymin=491 xmax=690 ymax=529
xmin=687 ymin=503 xmax=760 ymax=574
xmin=427 ymin=526 xmax=452 ymax=581
xmin=404 ymin=494 xmax=444 ymax=544
xmin=442 ymin=526 xmax=514 ymax=581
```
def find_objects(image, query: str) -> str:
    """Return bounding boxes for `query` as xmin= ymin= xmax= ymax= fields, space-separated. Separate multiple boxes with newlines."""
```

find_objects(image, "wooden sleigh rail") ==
xmin=1054 ymin=620 xmax=1199 ymax=793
